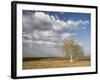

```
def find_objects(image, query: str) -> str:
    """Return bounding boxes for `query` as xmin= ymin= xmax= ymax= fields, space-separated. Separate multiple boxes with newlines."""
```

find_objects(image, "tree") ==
xmin=63 ymin=38 xmax=83 ymax=62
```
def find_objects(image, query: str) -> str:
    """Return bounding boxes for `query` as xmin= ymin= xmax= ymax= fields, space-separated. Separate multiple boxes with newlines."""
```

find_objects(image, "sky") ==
xmin=22 ymin=10 xmax=91 ymax=58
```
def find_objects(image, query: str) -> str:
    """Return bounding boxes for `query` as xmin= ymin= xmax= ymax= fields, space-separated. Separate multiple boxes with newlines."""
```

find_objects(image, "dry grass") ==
xmin=23 ymin=59 xmax=91 ymax=69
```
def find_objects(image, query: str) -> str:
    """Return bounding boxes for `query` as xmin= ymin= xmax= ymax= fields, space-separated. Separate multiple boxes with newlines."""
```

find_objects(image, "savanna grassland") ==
xmin=23 ymin=57 xmax=91 ymax=69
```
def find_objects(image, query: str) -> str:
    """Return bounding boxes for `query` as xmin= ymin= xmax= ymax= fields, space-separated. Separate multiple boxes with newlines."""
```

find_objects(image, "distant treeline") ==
xmin=23 ymin=57 xmax=66 ymax=61
xmin=23 ymin=56 xmax=90 ymax=61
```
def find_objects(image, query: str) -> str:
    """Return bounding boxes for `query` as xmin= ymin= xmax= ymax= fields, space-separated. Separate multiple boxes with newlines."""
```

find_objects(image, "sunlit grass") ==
xmin=23 ymin=58 xmax=90 ymax=69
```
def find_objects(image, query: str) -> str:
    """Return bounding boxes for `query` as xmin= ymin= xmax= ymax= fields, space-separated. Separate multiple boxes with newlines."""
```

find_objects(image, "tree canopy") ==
xmin=63 ymin=38 xmax=84 ymax=62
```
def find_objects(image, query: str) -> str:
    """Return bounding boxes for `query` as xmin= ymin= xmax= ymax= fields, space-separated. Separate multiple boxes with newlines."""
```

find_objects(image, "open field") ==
xmin=23 ymin=58 xmax=91 ymax=69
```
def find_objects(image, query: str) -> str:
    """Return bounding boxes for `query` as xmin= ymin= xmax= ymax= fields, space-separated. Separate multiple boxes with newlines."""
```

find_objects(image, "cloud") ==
xmin=23 ymin=12 xmax=52 ymax=32
xmin=66 ymin=19 xmax=89 ymax=30
xmin=23 ymin=12 xmax=89 ymax=32
xmin=23 ymin=30 xmax=72 ymax=46
xmin=23 ymin=11 xmax=89 ymax=48
xmin=22 ymin=32 xmax=70 ymax=48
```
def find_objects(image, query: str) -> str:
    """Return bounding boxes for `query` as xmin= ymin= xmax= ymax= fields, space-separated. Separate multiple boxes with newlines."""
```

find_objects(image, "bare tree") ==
xmin=63 ymin=38 xmax=83 ymax=62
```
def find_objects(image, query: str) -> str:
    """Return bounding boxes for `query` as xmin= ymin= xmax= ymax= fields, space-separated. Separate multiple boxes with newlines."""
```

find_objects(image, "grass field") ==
xmin=23 ymin=58 xmax=91 ymax=69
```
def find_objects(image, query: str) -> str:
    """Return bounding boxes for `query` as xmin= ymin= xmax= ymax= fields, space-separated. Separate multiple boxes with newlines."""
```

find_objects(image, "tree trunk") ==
xmin=70 ymin=54 xmax=73 ymax=62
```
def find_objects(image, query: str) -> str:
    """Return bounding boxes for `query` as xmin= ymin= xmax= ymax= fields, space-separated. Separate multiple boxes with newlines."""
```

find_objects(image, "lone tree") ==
xmin=63 ymin=38 xmax=83 ymax=62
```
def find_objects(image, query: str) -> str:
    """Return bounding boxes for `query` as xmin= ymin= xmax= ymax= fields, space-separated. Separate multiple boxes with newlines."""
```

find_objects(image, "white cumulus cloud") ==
xmin=23 ymin=11 xmax=89 ymax=47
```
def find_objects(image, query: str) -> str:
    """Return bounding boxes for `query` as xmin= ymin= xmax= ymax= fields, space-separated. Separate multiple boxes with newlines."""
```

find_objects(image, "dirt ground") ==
xmin=23 ymin=59 xmax=91 ymax=69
